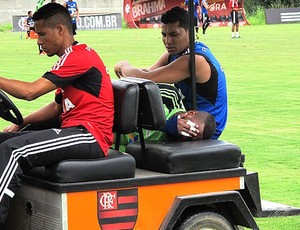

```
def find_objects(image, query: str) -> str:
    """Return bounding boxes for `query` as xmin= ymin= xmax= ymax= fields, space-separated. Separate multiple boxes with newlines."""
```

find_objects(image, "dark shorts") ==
xmin=72 ymin=22 xmax=77 ymax=35
xmin=201 ymin=13 xmax=210 ymax=24
xmin=194 ymin=17 xmax=199 ymax=27
xmin=231 ymin=11 xmax=239 ymax=24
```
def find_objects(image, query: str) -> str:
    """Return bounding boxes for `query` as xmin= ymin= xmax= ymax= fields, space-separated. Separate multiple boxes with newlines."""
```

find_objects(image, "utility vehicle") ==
xmin=1 ymin=78 xmax=299 ymax=230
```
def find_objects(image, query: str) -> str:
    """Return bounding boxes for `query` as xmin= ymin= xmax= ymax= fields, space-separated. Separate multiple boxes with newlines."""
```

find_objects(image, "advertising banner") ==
xmin=12 ymin=15 xmax=27 ymax=32
xmin=265 ymin=8 xmax=300 ymax=24
xmin=123 ymin=0 xmax=249 ymax=28
xmin=77 ymin=13 xmax=122 ymax=30
xmin=12 ymin=13 xmax=122 ymax=32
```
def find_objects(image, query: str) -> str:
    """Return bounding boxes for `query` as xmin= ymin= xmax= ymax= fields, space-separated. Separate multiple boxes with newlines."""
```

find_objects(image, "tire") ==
xmin=178 ymin=212 xmax=234 ymax=230
xmin=233 ymin=226 xmax=244 ymax=230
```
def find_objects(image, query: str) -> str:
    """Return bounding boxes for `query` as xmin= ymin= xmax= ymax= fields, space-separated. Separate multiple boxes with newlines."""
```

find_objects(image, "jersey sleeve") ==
xmin=43 ymin=48 xmax=91 ymax=89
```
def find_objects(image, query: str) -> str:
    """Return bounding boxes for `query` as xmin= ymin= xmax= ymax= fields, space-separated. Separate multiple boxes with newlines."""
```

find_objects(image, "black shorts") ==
xmin=201 ymin=13 xmax=210 ymax=24
xmin=231 ymin=11 xmax=239 ymax=24
xmin=72 ymin=22 xmax=77 ymax=35
xmin=194 ymin=17 xmax=199 ymax=27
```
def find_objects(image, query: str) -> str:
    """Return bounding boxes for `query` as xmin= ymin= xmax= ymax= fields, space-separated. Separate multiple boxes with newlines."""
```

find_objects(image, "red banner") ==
xmin=123 ymin=0 xmax=249 ymax=28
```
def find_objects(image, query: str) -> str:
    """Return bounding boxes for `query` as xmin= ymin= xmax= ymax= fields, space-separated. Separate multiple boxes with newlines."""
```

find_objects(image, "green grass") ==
xmin=247 ymin=7 xmax=267 ymax=25
xmin=0 ymin=24 xmax=12 ymax=32
xmin=1 ymin=24 xmax=300 ymax=229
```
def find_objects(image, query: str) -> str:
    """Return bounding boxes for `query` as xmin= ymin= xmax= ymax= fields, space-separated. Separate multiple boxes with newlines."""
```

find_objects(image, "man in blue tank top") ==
xmin=184 ymin=0 xmax=200 ymax=38
xmin=63 ymin=0 xmax=79 ymax=35
xmin=114 ymin=6 xmax=228 ymax=139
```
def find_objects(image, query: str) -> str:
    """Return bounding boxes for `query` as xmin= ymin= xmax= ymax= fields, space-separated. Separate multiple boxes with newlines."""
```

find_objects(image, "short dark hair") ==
xmin=33 ymin=3 xmax=73 ymax=34
xmin=202 ymin=112 xmax=216 ymax=139
xmin=161 ymin=6 xmax=189 ymax=30
xmin=194 ymin=111 xmax=216 ymax=140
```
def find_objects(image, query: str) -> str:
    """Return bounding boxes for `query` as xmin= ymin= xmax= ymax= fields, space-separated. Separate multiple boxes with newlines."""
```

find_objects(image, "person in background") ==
xmin=114 ymin=6 xmax=228 ymax=140
xmin=184 ymin=0 xmax=201 ymax=39
xmin=201 ymin=0 xmax=215 ymax=35
xmin=63 ymin=0 xmax=79 ymax=35
xmin=0 ymin=3 xmax=114 ymax=226
xmin=24 ymin=11 xmax=34 ymax=39
xmin=229 ymin=0 xmax=241 ymax=38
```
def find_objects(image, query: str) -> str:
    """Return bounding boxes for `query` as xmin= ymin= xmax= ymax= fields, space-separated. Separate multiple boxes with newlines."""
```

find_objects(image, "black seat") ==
xmin=26 ymin=79 xmax=139 ymax=183
xmin=127 ymin=139 xmax=242 ymax=174
xmin=124 ymin=79 xmax=243 ymax=174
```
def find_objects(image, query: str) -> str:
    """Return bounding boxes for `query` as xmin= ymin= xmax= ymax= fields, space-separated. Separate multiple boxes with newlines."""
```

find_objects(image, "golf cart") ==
xmin=1 ymin=77 xmax=300 ymax=230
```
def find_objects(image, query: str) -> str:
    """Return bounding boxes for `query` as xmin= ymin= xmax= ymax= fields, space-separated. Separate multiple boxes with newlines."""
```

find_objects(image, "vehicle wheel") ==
xmin=179 ymin=212 xmax=234 ymax=230
xmin=233 ymin=226 xmax=244 ymax=230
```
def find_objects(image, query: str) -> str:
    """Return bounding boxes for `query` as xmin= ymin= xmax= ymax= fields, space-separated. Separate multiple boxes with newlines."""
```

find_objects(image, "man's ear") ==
xmin=56 ymin=24 xmax=65 ymax=35
xmin=187 ymin=110 xmax=197 ymax=117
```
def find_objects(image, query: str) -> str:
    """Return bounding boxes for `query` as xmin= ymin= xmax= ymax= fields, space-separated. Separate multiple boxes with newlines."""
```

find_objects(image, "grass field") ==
xmin=0 ymin=23 xmax=300 ymax=229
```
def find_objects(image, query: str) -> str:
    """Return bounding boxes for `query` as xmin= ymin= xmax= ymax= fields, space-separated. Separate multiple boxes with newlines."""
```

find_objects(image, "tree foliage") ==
xmin=259 ymin=0 xmax=300 ymax=8
xmin=244 ymin=0 xmax=300 ymax=15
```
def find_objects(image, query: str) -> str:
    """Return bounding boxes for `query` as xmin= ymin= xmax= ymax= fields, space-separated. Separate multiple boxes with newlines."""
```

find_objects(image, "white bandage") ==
xmin=190 ymin=126 xmax=197 ymax=132
xmin=186 ymin=119 xmax=197 ymax=132
xmin=186 ymin=120 xmax=196 ymax=127
xmin=181 ymin=131 xmax=190 ymax=137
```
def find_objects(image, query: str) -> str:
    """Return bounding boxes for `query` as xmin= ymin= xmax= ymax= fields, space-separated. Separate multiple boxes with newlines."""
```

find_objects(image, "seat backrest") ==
xmin=120 ymin=77 xmax=166 ymax=130
xmin=112 ymin=79 xmax=139 ymax=134
xmin=112 ymin=79 xmax=140 ymax=151
xmin=119 ymin=77 xmax=166 ymax=154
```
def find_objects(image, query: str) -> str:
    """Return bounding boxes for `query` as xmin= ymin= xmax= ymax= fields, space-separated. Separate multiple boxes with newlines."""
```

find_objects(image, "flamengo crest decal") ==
xmin=97 ymin=188 xmax=138 ymax=230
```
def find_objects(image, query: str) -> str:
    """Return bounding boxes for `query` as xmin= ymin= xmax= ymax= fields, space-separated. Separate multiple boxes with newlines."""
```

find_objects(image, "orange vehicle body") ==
xmin=67 ymin=177 xmax=242 ymax=229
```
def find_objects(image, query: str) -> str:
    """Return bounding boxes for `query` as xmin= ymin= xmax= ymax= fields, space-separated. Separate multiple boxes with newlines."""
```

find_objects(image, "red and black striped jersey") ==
xmin=43 ymin=43 xmax=114 ymax=155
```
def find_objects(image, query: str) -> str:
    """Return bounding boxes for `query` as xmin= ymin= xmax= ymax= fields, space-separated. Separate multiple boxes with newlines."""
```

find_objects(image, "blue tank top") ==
xmin=170 ymin=42 xmax=228 ymax=139
xmin=185 ymin=0 xmax=200 ymax=18
xmin=201 ymin=0 xmax=208 ymax=14
xmin=66 ymin=1 xmax=77 ymax=23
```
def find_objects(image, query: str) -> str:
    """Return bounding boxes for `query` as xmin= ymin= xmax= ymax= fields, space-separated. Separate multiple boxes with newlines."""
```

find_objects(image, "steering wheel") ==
xmin=0 ymin=90 xmax=24 ymax=125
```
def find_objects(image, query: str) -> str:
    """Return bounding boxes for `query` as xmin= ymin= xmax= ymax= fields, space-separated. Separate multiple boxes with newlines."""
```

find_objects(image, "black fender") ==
xmin=160 ymin=190 xmax=259 ymax=230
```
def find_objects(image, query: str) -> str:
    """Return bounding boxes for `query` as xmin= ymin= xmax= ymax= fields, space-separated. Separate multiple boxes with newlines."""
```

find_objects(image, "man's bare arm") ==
xmin=115 ymin=54 xmax=211 ymax=84
xmin=148 ymin=51 xmax=169 ymax=70
xmin=115 ymin=55 xmax=191 ymax=83
xmin=0 ymin=77 xmax=57 ymax=101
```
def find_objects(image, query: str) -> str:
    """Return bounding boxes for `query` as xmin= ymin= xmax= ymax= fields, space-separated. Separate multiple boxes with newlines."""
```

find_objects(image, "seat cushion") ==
xmin=25 ymin=149 xmax=136 ymax=183
xmin=126 ymin=139 xmax=242 ymax=174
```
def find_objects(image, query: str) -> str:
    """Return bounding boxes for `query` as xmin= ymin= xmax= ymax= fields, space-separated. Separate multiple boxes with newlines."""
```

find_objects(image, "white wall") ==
xmin=0 ymin=0 xmax=123 ymax=24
